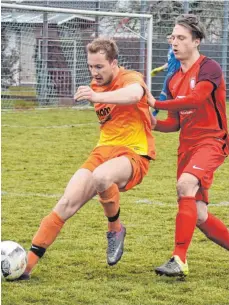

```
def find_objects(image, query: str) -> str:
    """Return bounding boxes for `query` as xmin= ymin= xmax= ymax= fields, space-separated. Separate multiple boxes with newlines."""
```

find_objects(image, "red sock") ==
xmin=173 ymin=196 xmax=197 ymax=263
xmin=198 ymin=213 xmax=229 ymax=250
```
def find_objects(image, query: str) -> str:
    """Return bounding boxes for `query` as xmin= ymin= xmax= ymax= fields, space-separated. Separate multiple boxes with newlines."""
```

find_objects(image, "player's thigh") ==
xmin=93 ymin=156 xmax=133 ymax=189
xmin=54 ymin=168 xmax=96 ymax=219
xmin=180 ymin=143 xmax=226 ymax=189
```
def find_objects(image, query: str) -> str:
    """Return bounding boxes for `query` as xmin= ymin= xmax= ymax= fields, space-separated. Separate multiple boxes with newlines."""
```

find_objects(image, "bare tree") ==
xmin=1 ymin=27 xmax=20 ymax=90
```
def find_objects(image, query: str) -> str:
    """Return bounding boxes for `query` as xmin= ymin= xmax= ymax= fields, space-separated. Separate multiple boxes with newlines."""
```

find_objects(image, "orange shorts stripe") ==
xmin=80 ymin=145 xmax=150 ymax=191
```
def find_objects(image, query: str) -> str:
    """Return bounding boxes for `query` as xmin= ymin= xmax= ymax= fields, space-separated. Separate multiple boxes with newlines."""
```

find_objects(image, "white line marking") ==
xmin=1 ymin=191 xmax=229 ymax=206
xmin=1 ymin=191 xmax=62 ymax=198
xmin=135 ymin=199 xmax=229 ymax=206
xmin=2 ymin=123 xmax=97 ymax=129
xmin=1 ymin=106 xmax=94 ymax=113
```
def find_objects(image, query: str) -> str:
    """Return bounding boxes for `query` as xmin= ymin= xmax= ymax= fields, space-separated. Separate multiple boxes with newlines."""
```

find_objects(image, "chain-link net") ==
xmin=1 ymin=0 xmax=228 ymax=109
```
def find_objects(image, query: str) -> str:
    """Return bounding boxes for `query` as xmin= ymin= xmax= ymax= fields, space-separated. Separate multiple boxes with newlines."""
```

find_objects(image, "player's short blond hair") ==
xmin=86 ymin=38 xmax=119 ymax=62
xmin=176 ymin=14 xmax=206 ymax=41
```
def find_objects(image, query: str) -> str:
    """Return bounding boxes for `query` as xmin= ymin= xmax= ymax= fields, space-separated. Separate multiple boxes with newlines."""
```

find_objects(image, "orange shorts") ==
xmin=177 ymin=140 xmax=227 ymax=203
xmin=81 ymin=145 xmax=150 ymax=191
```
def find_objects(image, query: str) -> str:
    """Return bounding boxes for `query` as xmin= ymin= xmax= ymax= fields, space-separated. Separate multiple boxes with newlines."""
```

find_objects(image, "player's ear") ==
xmin=112 ymin=59 xmax=118 ymax=67
xmin=195 ymin=38 xmax=200 ymax=48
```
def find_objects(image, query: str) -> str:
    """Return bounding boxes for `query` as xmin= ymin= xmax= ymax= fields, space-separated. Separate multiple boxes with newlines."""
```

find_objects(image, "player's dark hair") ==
xmin=175 ymin=14 xmax=206 ymax=41
xmin=87 ymin=38 xmax=119 ymax=62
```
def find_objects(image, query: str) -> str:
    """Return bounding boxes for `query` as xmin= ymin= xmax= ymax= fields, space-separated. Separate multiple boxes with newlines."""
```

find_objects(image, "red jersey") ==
xmin=155 ymin=55 xmax=229 ymax=154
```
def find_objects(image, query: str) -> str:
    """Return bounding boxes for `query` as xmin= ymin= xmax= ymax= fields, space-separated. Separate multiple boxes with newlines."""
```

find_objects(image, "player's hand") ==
xmin=150 ymin=113 xmax=157 ymax=130
xmin=150 ymin=66 xmax=163 ymax=77
xmin=146 ymin=88 xmax=156 ymax=108
xmin=74 ymin=86 xmax=98 ymax=103
xmin=150 ymin=68 xmax=159 ymax=77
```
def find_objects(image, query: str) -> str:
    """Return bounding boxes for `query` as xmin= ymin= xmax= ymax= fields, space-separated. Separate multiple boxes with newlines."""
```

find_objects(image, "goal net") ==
xmin=1 ymin=4 xmax=152 ymax=109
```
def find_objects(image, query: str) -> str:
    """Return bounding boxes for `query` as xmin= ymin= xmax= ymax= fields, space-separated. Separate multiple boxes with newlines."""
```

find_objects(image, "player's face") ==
xmin=171 ymin=25 xmax=200 ymax=60
xmin=87 ymin=51 xmax=117 ymax=86
xmin=167 ymin=35 xmax=172 ymax=45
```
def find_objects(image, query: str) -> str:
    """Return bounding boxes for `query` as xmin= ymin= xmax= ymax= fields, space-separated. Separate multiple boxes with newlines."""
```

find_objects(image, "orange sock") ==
xmin=25 ymin=211 xmax=65 ymax=274
xmin=25 ymin=251 xmax=39 ymax=274
xmin=98 ymin=183 xmax=121 ymax=232
xmin=173 ymin=196 xmax=197 ymax=263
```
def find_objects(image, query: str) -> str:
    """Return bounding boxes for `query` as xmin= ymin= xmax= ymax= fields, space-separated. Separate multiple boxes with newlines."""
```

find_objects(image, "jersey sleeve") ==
xmin=121 ymin=71 xmax=146 ymax=89
xmin=154 ymin=81 xmax=214 ymax=111
xmin=155 ymin=110 xmax=180 ymax=132
xmin=197 ymin=58 xmax=222 ymax=89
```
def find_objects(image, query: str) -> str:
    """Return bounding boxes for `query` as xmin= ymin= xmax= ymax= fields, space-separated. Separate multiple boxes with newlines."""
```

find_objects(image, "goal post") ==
xmin=1 ymin=3 xmax=153 ymax=109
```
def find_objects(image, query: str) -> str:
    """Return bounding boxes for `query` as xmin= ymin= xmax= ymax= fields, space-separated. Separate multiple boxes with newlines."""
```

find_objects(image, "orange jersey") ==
xmin=91 ymin=67 xmax=155 ymax=159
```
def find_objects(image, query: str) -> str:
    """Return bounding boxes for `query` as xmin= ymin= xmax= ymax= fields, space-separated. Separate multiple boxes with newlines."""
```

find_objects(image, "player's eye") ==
xmin=88 ymin=65 xmax=103 ymax=71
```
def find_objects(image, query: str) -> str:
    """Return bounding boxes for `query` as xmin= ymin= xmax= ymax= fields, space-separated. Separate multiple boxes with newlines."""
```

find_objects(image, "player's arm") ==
xmin=150 ymin=110 xmax=180 ymax=132
xmin=151 ymin=63 xmax=168 ymax=77
xmin=150 ymin=81 xmax=214 ymax=111
xmin=147 ymin=86 xmax=180 ymax=132
xmin=75 ymin=83 xmax=144 ymax=105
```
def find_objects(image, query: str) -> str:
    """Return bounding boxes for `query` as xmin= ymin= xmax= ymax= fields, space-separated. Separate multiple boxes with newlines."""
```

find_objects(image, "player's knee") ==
xmin=176 ymin=179 xmax=197 ymax=197
xmin=196 ymin=201 xmax=208 ymax=226
xmin=92 ymin=168 xmax=111 ymax=190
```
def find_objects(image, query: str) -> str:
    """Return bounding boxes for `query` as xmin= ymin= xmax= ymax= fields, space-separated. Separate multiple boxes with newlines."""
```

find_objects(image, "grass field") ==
xmin=2 ymin=106 xmax=229 ymax=305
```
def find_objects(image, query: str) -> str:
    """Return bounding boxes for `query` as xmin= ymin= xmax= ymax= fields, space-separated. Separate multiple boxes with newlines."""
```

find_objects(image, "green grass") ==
xmin=2 ymin=86 xmax=37 ymax=96
xmin=1 ymin=86 xmax=38 ymax=109
xmin=2 ymin=106 xmax=229 ymax=305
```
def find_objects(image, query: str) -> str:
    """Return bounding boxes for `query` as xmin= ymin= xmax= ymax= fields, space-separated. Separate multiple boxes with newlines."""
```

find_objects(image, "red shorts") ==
xmin=81 ymin=145 xmax=150 ymax=191
xmin=177 ymin=140 xmax=227 ymax=203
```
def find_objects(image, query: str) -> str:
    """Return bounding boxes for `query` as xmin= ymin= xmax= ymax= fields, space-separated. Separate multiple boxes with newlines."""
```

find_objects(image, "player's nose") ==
xmin=172 ymin=37 xmax=178 ymax=46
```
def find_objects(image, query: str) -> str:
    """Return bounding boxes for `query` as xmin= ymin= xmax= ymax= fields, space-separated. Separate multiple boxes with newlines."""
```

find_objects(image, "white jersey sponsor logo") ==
xmin=176 ymin=95 xmax=195 ymax=115
xmin=193 ymin=165 xmax=204 ymax=170
xmin=180 ymin=110 xmax=194 ymax=115
xmin=190 ymin=77 xmax=196 ymax=89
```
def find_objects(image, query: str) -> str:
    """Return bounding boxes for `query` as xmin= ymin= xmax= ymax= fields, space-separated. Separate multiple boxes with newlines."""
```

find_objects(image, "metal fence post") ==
xmin=41 ymin=0 xmax=48 ymax=104
xmin=222 ymin=0 xmax=229 ymax=84
xmin=183 ymin=0 xmax=190 ymax=13
xmin=140 ymin=0 xmax=146 ymax=75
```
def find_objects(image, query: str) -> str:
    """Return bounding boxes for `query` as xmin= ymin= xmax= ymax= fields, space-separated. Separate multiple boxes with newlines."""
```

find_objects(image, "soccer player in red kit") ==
xmin=148 ymin=14 xmax=229 ymax=277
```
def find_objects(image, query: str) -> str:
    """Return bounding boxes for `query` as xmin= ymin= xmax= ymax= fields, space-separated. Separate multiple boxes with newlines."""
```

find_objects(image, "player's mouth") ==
xmin=94 ymin=77 xmax=103 ymax=83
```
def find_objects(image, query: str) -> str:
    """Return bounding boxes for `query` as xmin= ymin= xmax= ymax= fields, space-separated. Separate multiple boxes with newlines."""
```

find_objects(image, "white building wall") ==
xmin=20 ymin=29 xmax=37 ymax=85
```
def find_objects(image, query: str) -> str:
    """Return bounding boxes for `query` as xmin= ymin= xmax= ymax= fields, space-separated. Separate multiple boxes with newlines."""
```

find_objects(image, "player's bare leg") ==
xmin=21 ymin=169 xmax=97 ymax=279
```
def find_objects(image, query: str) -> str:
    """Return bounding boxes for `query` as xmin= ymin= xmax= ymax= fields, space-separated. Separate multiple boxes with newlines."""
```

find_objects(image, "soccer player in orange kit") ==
xmin=19 ymin=38 xmax=155 ymax=279
xmin=148 ymin=14 xmax=229 ymax=277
